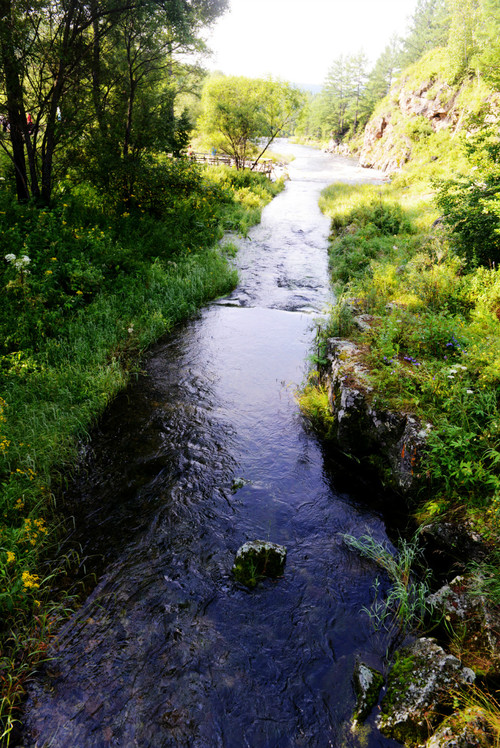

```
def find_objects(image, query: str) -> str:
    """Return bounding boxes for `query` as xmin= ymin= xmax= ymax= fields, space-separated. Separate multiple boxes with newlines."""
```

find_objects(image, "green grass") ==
xmin=303 ymin=176 xmax=500 ymax=545
xmin=0 ymin=163 xmax=283 ymax=742
xmin=343 ymin=533 xmax=433 ymax=643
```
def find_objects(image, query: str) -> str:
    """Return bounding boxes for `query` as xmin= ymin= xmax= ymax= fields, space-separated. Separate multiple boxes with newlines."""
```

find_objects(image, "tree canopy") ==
xmin=197 ymin=74 xmax=304 ymax=169
xmin=0 ymin=0 xmax=228 ymax=202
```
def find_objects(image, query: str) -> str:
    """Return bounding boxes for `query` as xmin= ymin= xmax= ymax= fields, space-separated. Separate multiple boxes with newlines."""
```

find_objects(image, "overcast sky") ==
xmin=204 ymin=0 xmax=418 ymax=88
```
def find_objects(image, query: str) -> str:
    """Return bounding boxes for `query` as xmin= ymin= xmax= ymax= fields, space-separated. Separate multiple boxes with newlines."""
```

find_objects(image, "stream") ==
xmin=23 ymin=142 xmax=402 ymax=748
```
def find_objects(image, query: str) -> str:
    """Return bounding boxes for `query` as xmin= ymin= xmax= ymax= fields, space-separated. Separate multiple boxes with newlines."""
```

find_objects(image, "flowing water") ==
xmin=23 ymin=143 xmax=402 ymax=748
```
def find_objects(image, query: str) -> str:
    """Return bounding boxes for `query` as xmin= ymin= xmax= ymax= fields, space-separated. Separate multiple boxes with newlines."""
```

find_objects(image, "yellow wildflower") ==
xmin=22 ymin=571 xmax=40 ymax=589
xmin=6 ymin=551 xmax=15 ymax=564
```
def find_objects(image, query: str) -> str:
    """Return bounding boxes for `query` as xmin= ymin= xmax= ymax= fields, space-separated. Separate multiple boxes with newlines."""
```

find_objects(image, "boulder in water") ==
xmin=352 ymin=661 xmax=384 ymax=724
xmin=232 ymin=540 xmax=287 ymax=588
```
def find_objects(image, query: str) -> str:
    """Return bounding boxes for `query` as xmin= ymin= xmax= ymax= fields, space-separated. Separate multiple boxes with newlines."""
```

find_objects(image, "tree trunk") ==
xmin=91 ymin=0 xmax=106 ymax=133
xmin=0 ymin=0 xmax=30 ymax=201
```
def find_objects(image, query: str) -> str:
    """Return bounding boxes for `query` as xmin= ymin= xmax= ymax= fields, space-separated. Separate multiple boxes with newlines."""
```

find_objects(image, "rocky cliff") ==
xmin=359 ymin=49 xmax=499 ymax=173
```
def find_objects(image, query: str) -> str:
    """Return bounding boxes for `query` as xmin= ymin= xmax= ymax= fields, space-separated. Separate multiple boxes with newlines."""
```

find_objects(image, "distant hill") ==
xmin=296 ymin=83 xmax=322 ymax=95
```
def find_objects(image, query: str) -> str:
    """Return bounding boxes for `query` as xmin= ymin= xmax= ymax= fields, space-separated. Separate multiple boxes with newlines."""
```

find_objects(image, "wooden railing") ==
xmin=187 ymin=152 xmax=274 ymax=178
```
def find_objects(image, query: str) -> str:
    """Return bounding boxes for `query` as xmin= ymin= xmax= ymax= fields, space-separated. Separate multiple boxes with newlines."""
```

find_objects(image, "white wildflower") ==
xmin=5 ymin=253 xmax=16 ymax=262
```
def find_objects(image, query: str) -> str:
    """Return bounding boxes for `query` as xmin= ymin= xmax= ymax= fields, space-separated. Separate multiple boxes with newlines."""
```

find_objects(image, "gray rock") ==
xmin=232 ymin=540 xmax=287 ymax=588
xmin=377 ymin=638 xmax=475 ymax=746
xmin=426 ymin=707 xmax=494 ymax=747
xmin=352 ymin=661 xmax=384 ymax=724
xmin=427 ymin=575 xmax=500 ymax=677
xmin=419 ymin=520 xmax=489 ymax=565
xmin=323 ymin=338 xmax=431 ymax=498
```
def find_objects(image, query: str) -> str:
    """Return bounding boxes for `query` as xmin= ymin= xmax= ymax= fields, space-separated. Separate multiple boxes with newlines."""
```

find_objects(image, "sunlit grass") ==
xmin=0 ymin=164 xmax=281 ymax=741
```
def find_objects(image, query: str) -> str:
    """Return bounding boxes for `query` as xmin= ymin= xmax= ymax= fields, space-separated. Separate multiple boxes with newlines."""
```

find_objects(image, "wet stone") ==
xmin=231 ymin=476 xmax=251 ymax=492
xmin=352 ymin=661 xmax=384 ymax=724
xmin=377 ymin=637 xmax=475 ymax=746
xmin=232 ymin=540 xmax=287 ymax=588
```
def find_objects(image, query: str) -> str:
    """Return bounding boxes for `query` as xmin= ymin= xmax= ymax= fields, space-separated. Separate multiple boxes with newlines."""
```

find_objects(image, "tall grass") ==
xmin=343 ymin=533 xmax=433 ymax=643
xmin=0 ymin=163 xmax=282 ymax=742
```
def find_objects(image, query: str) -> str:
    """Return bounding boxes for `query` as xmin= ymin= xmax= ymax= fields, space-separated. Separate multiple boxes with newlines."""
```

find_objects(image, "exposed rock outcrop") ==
xmin=323 ymin=337 xmax=431 ymax=499
xmin=428 ymin=575 xmax=500 ymax=678
xmin=358 ymin=55 xmax=499 ymax=173
xmin=377 ymin=638 xmax=475 ymax=746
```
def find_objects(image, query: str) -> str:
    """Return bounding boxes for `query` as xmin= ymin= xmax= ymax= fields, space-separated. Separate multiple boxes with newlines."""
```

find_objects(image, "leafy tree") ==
xmin=197 ymin=74 xmax=304 ymax=169
xmin=294 ymin=92 xmax=332 ymax=141
xmin=446 ymin=0 xmax=481 ymax=77
xmin=475 ymin=0 xmax=500 ymax=85
xmin=436 ymin=126 xmax=500 ymax=267
xmin=399 ymin=0 xmax=450 ymax=67
xmin=0 ymin=0 xmax=227 ymax=203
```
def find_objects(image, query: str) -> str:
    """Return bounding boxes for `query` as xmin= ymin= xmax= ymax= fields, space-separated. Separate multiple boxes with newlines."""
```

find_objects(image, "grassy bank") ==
xmin=301 ymin=175 xmax=500 ymax=607
xmin=297 ymin=174 xmax=500 ymax=740
xmin=313 ymin=180 xmax=500 ymax=550
xmin=0 ymin=161 xmax=283 ymax=741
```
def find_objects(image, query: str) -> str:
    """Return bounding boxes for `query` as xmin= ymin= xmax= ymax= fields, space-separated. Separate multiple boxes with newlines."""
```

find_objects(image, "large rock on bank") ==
xmin=377 ymin=638 xmax=475 ymax=746
xmin=428 ymin=575 xmax=500 ymax=678
xmin=322 ymin=338 xmax=431 ymax=499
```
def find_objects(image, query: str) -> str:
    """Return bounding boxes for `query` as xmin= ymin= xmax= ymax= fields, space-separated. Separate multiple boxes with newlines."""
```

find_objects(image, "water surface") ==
xmin=23 ymin=143 xmax=402 ymax=747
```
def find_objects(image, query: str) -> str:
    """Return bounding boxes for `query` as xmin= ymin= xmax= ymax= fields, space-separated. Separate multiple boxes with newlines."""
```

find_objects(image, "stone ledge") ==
xmin=322 ymin=337 xmax=431 ymax=499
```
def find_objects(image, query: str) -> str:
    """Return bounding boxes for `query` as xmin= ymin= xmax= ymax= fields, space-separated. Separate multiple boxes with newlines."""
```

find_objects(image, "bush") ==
xmin=435 ymin=126 xmax=500 ymax=268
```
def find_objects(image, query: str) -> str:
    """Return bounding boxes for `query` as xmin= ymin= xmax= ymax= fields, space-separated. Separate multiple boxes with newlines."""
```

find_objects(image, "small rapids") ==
xmin=22 ymin=142 xmax=402 ymax=747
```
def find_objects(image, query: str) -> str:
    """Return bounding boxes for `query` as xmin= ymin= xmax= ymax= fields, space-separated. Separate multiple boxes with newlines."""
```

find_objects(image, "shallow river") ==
xmin=23 ymin=142 xmax=402 ymax=747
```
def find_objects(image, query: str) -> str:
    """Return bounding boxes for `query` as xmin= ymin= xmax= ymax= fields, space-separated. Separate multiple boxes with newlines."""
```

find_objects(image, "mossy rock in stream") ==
xmin=232 ymin=540 xmax=287 ymax=588
xmin=352 ymin=661 xmax=384 ymax=724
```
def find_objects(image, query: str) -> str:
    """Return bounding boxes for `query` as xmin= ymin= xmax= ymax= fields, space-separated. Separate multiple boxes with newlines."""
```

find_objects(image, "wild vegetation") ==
xmin=0 ymin=0 xmax=293 ymax=740
xmin=295 ymin=0 xmax=500 ymax=741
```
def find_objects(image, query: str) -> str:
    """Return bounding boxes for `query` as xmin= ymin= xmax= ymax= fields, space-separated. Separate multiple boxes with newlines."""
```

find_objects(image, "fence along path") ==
xmin=189 ymin=152 xmax=275 ymax=178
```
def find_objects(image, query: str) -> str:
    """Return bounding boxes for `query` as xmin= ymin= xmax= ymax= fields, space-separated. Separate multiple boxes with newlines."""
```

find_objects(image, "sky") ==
xmin=205 ymin=0 xmax=419 ymax=88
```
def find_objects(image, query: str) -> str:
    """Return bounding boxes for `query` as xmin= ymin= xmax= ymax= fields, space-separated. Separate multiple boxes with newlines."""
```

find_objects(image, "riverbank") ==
xmin=0 ymin=163 xmax=284 ymax=742
xmin=299 ymin=178 xmax=500 ymax=744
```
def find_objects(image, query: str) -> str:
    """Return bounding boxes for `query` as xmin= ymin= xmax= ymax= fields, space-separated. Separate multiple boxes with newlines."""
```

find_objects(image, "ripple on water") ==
xmin=22 ymin=143 xmax=400 ymax=748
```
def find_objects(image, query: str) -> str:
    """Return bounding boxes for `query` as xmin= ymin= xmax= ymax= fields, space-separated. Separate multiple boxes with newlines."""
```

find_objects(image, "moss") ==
xmin=353 ymin=663 xmax=384 ymax=723
xmin=232 ymin=541 xmax=287 ymax=589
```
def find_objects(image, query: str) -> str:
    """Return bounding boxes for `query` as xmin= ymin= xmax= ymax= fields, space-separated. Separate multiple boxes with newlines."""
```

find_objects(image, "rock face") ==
xmin=420 ymin=519 xmax=489 ymax=568
xmin=358 ymin=64 xmax=487 ymax=173
xmin=428 ymin=576 xmax=500 ymax=678
xmin=323 ymin=337 xmax=431 ymax=498
xmin=232 ymin=540 xmax=287 ymax=588
xmin=360 ymin=113 xmax=413 ymax=172
xmin=377 ymin=638 xmax=475 ymax=746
